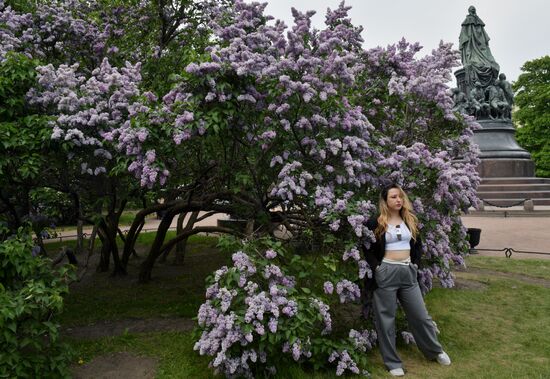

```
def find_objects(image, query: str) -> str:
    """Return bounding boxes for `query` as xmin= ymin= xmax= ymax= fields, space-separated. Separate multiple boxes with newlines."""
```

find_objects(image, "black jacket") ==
xmin=361 ymin=217 xmax=423 ymax=290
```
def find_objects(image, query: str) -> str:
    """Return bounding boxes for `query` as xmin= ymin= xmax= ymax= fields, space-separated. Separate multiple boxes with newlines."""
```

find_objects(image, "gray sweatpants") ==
xmin=373 ymin=261 xmax=443 ymax=370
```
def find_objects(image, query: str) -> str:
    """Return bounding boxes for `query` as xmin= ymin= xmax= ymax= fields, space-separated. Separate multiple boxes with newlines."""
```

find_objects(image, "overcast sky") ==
xmin=261 ymin=0 xmax=549 ymax=84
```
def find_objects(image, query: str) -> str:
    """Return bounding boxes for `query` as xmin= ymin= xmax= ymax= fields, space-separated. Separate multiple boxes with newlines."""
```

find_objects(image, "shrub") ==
xmin=194 ymin=237 xmax=376 ymax=377
xmin=0 ymin=229 xmax=74 ymax=378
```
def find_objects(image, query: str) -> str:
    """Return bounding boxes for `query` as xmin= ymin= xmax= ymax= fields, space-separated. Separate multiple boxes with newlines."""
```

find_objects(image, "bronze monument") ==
xmin=453 ymin=6 xmax=534 ymax=178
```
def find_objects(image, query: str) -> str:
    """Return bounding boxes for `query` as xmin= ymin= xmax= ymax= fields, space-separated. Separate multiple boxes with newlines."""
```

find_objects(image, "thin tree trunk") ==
xmin=173 ymin=210 xmax=199 ymax=265
xmin=121 ymin=203 xmax=171 ymax=268
xmin=97 ymin=227 xmax=110 ymax=272
xmin=159 ymin=211 xmax=187 ymax=263
xmin=138 ymin=210 xmax=177 ymax=282
xmin=73 ymin=192 xmax=84 ymax=255
xmin=77 ymin=225 xmax=98 ymax=281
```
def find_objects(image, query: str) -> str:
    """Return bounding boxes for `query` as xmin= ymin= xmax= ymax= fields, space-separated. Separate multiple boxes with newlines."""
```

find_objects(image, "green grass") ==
xmin=59 ymin=235 xmax=224 ymax=325
xmin=70 ymin=332 xmax=216 ymax=379
xmin=466 ymin=255 xmax=550 ymax=279
xmin=63 ymin=253 xmax=550 ymax=378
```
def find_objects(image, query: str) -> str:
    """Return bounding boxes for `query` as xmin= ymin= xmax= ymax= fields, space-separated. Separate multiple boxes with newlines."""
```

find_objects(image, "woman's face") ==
xmin=386 ymin=188 xmax=403 ymax=212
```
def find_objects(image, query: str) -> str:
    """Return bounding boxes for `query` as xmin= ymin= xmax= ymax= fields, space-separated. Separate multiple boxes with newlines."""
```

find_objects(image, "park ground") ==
xmin=46 ymin=214 xmax=550 ymax=379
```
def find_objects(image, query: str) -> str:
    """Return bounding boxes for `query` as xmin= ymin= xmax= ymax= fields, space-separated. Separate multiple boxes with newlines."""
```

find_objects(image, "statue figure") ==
xmin=459 ymin=6 xmax=500 ymax=88
xmin=486 ymin=79 xmax=511 ymax=119
xmin=469 ymin=81 xmax=489 ymax=118
xmin=498 ymin=73 xmax=514 ymax=107
xmin=451 ymin=87 xmax=469 ymax=114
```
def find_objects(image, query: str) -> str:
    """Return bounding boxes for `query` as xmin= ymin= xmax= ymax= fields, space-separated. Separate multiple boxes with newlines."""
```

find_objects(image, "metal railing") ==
xmin=472 ymin=247 xmax=550 ymax=258
xmin=480 ymin=198 xmax=529 ymax=208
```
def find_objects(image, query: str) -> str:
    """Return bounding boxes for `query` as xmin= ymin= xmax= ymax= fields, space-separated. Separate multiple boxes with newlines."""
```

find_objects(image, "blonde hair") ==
xmin=375 ymin=184 xmax=418 ymax=240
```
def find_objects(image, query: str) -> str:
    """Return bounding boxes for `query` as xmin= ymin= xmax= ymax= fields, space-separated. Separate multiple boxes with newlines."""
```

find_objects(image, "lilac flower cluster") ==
xmin=335 ymin=279 xmax=361 ymax=304
xmin=401 ymin=331 xmax=416 ymax=345
xmin=342 ymin=247 xmax=360 ymax=261
xmin=0 ymin=0 xmax=114 ymax=64
xmin=282 ymin=338 xmax=312 ymax=362
xmin=348 ymin=329 xmax=377 ymax=352
xmin=323 ymin=281 xmax=334 ymax=295
xmin=312 ymin=298 xmax=332 ymax=335
xmin=328 ymin=350 xmax=361 ymax=376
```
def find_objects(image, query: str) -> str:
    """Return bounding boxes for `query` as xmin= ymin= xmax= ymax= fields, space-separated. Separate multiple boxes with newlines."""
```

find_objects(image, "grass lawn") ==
xmin=59 ymin=234 xmax=222 ymax=325
xmin=63 ymin=245 xmax=550 ymax=378
xmin=466 ymin=255 xmax=550 ymax=279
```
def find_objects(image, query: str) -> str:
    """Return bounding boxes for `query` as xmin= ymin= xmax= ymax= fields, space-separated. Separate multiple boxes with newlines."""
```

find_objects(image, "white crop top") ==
xmin=385 ymin=222 xmax=412 ymax=251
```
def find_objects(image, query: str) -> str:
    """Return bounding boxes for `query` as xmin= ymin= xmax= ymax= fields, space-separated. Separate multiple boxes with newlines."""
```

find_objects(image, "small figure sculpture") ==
xmin=451 ymin=87 xmax=469 ymax=114
xmin=469 ymin=81 xmax=490 ymax=118
xmin=459 ymin=6 xmax=500 ymax=87
xmin=486 ymin=79 xmax=511 ymax=119
xmin=498 ymin=73 xmax=514 ymax=107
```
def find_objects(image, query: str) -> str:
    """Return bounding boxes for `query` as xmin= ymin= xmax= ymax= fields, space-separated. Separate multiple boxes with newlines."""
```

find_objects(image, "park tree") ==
xmin=514 ymin=55 xmax=550 ymax=177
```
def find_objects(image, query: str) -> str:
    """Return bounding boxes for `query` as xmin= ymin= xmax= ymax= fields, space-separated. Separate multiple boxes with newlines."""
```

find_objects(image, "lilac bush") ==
xmin=194 ymin=239 xmax=374 ymax=378
xmin=187 ymin=1 xmax=479 ymax=375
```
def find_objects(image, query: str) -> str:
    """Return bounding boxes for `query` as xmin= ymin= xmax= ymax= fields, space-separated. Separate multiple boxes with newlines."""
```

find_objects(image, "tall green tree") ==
xmin=514 ymin=55 xmax=550 ymax=177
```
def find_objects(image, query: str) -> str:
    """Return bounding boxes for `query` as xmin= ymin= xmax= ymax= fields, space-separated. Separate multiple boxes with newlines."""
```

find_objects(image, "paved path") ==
xmin=462 ymin=215 xmax=550 ymax=259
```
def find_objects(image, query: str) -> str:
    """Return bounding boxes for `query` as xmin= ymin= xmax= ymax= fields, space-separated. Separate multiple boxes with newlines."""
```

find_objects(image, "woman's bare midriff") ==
xmin=384 ymin=249 xmax=411 ymax=261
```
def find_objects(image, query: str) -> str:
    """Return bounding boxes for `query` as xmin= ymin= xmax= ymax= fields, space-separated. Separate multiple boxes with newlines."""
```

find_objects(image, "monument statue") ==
xmin=469 ymin=81 xmax=490 ymax=118
xmin=459 ymin=6 xmax=500 ymax=88
xmin=486 ymin=79 xmax=511 ymax=119
xmin=451 ymin=87 xmax=469 ymax=114
xmin=453 ymin=6 xmax=533 ymax=178
xmin=498 ymin=73 xmax=514 ymax=107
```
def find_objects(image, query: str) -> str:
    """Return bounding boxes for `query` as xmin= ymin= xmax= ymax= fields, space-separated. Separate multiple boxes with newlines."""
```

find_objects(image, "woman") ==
xmin=362 ymin=184 xmax=451 ymax=376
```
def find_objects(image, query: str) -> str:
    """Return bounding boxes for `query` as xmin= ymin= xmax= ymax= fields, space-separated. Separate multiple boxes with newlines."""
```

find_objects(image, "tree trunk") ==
xmin=121 ymin=202 xmax=171 ymax=268
xmin=96 ymin=200 xmax=127 ymax=275
xmin=138 ymin=209 xmax=177 ymax=283
xmin=107 ymin=202 xmax=127 ymax=276
xmin=97 ymin=227 xmax=110 ymax=272
xmin=159 ymin=211 xmax=186 ymax=263
xmin=72 ymin=192 xmax=84 ymax=255
xmin=173 ymin=210 xmax=199 ymax=265
xmin=135 ymin=194 xmax=237 ymax=282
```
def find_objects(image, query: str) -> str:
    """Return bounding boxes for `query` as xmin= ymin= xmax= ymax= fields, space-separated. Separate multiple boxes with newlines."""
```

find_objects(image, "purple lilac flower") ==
xmin=323 ymin=281 xmax=334 ymax=295
xmin=265 ymin=249 xmax=277 ymax=259
xmin=336 ymin=280 xmax=361 ymax=303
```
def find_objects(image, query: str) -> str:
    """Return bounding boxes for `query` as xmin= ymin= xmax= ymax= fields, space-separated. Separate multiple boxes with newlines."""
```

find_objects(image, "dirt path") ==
xmin=72 ymin=352 xmax=158 ymax=379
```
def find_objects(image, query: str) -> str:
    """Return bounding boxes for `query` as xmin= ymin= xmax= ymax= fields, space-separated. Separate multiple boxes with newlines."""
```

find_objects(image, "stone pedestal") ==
xmin=473 ymin=119 xmax=535 ymax=177
xmin=476 ymin=158 xmax=535 ymax=177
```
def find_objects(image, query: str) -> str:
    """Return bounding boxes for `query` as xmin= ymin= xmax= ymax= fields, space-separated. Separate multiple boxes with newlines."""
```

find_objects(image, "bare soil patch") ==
xmin=72 ymin=352 xmax=157 ymax=379
xmin=451 ymin=276 xmax=489 ymax=290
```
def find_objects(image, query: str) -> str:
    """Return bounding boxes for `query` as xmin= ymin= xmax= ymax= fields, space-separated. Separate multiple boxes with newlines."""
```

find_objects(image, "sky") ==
xmin=261 ymin=0 xmax=549 ymax=84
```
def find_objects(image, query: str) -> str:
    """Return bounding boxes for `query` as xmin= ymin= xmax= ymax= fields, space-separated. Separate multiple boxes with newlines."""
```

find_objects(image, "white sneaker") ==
xmin=437 ymin=351 xmax=451 ymax=366
xmin=389 ymin=368 xmax=405 ymax=376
